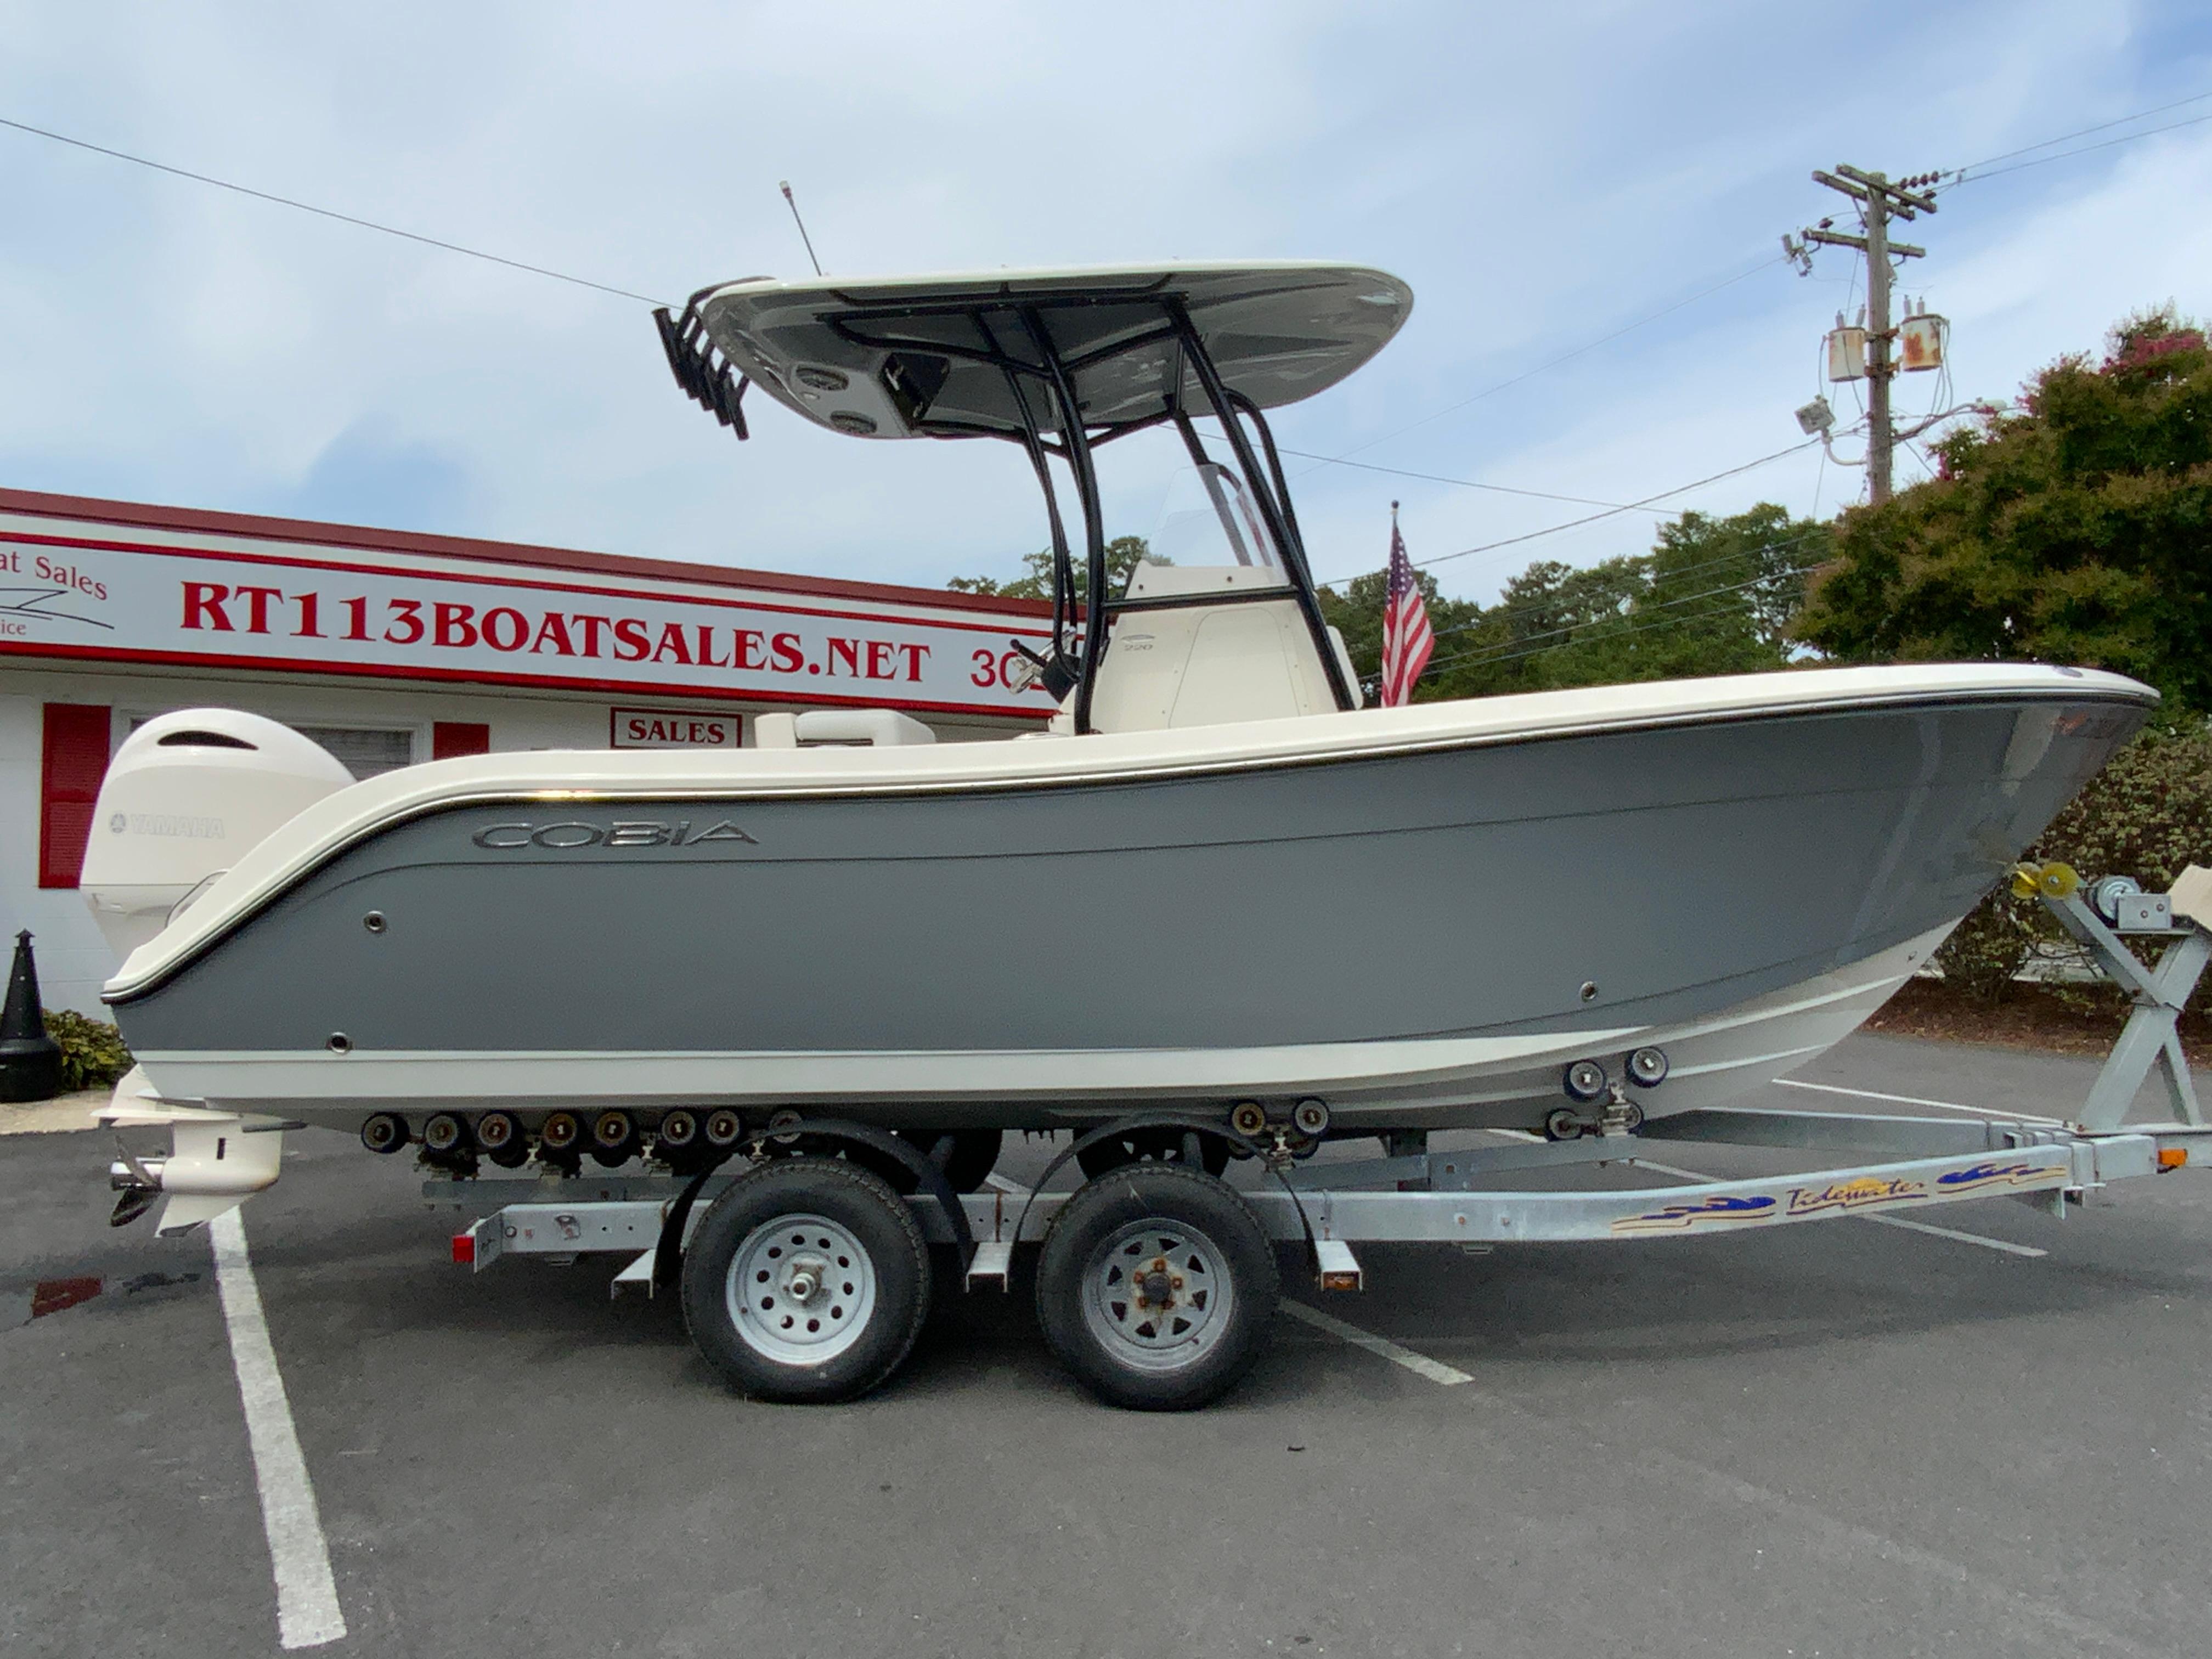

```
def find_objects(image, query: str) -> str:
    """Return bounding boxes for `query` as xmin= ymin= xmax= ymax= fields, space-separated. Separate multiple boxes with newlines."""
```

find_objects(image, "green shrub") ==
xmin=1932 ymin=894 xmax=2037 ymax=1002
xmin=42 ymin=1008 xmax=135 ymax=1092
xmin=1934 ymin=726 xmax=2212 ymax=1006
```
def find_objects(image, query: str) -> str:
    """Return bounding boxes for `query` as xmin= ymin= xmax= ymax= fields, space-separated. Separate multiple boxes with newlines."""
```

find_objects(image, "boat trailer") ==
xmin=425 ymin=861 xmax=2210 ymax=1405
xmin=437 ymin=1108 xmax=2205 ymax=1289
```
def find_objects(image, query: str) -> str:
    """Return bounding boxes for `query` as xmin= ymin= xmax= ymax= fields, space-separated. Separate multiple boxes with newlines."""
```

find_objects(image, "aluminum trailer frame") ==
xmin=434 ymin=1107 xmax=2211 ymax=1296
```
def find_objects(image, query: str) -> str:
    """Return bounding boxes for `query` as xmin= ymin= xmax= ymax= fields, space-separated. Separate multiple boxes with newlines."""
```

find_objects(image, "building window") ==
xmin=432 ymin=721 xmax=491 ymax=760
xmin=40 ymin=703 xmax=113 ymax=888
xmin=126 ymin=716 xmax=418 ymax=781
xmin=291 ymin=726 xmax=417 ymax=779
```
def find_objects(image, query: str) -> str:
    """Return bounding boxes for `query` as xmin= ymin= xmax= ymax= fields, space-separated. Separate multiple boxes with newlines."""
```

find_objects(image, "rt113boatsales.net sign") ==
xmin=0 ymin=531 xmax=1055 ymax=718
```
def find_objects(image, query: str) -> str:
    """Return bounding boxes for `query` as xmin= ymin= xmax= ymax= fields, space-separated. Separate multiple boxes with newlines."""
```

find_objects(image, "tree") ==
xmin=1319 ymin=503 xmax=1826 ymax=702
xmin=1795 ymin=307 xmax=2212 ymax=714
xmin=950 ymin=535 xmax=1156 ymax=602
xmin=1474 ymin=553 xmax=1652 ymax=693
xmin=1621 ymin=504 xmax=1825 ymax=682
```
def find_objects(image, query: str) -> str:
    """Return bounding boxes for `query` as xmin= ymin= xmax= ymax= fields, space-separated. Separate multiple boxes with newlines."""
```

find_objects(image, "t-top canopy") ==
xmin=666 ymin=262 xmax=1413 ymax=442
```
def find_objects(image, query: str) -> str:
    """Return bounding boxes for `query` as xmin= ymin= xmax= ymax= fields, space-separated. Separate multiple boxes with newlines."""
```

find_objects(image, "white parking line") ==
xmin=1630 ymin=1156 xmax=1735 ymax=1184
xmin=1632 ymin=1156 xmax=2043 ymax=1258
xmin=1280 ymin=1299 xmax=1473 ymax=1386
xmin=1774 ymin=1076 xmax=2063 ymax=1125
xmin=210 ymin=1209 xmax=347 ymax=1650
xmin=1857 ymin=1213 xmax=2049 ymax=1257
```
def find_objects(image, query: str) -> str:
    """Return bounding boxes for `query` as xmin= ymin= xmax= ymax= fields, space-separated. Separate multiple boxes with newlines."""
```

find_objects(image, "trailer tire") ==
xmin=1075 ymin=1127 xmax=1230 ymax=1180
xmin=1035 ymin=1165 xmax=1277 ymax=1410
xmin=848 ymin=1127 xmax=1004 ymax=1195
xmin=910 ymin=1128 xmax=1003 ymax=1195
xmin=681 ymin=1159 xmax=930 ymax=1404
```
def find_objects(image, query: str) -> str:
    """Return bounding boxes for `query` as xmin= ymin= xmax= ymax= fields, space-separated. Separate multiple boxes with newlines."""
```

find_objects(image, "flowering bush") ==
xmin=1797 ymin=307 xmax=2212 ymax=714
xmin=1934 ymin=726 xmax=2212 ymax=1008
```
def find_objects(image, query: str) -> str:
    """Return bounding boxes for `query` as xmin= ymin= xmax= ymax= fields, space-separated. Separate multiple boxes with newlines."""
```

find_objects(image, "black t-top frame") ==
xmin=655 ymin=286 xmax=1358 ymax=732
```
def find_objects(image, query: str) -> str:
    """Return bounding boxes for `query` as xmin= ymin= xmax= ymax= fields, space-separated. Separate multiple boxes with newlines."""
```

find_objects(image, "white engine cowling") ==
xmin=81 ymin=710 xmax=355 ymax=960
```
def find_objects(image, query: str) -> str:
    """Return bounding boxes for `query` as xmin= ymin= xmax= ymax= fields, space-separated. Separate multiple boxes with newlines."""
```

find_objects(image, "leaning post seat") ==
xmin=754 ymin=709 xmax=939 ymax=748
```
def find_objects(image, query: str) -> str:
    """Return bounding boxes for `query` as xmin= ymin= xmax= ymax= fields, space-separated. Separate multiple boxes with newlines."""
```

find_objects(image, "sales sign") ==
xmin=0 ymin=528 xmax=1056 ymax=719
xmin=612 ymin=707 xmax=739 ymax=748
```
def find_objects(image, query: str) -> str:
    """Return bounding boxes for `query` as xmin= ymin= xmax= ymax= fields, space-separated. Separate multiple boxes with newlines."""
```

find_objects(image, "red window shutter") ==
xmin=40 ymin=704 xmax=112 ymax=889
xmin=432 ymin=721 xmax=491 ymax=760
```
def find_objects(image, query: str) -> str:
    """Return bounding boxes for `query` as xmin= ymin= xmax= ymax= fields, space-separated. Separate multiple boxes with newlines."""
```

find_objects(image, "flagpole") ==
xmin=1379 ymin=498 xmax=1432 ymax=708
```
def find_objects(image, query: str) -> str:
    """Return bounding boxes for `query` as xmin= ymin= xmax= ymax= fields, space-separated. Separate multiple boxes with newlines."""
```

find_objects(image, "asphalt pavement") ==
xmin=4 ymin=1032 xmax=2210 ymax=1659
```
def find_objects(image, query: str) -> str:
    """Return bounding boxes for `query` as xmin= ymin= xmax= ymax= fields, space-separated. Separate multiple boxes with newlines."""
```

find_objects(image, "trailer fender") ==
xmin=649 ymin=1116 xmax=972 ymax=1290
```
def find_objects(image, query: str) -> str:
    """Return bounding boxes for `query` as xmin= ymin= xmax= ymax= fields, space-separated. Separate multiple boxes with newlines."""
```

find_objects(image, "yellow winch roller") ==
xmin=2010 ymin=860 xmax=2081 ymax=901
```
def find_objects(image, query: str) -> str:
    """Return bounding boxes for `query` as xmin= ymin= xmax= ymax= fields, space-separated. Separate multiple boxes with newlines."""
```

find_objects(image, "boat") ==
xmin=91 ymin=263 xmax=2152 ymax=1212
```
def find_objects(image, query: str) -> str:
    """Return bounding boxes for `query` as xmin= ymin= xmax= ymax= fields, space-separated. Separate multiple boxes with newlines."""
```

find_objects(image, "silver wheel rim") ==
xmin=1079 ymin=1217 xmax=1234 ymax=1373
xmin=725 ymin=1212 xmax=877 ymax=1366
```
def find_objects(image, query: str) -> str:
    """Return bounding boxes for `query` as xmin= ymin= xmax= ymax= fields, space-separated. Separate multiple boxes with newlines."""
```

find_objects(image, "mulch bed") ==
xmin=1865 ymin=977 xmax=2212 ymax=1059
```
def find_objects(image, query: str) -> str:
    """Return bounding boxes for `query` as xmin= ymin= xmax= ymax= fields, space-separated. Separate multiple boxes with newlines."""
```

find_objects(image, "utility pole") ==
xmin=1784 ymin=166 xmax=1939 ymax=504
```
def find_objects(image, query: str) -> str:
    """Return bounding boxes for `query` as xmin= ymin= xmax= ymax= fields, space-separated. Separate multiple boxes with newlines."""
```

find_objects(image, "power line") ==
xmin=1347 ymin=97 xmax=2200 ymax=613
xmin=1318 ymin=437 xmax=1821 ymax=588
xmin=1422 ymin=556 xmax=1827 ymax=674
xmin=1952 ymin=109 xmax=2212 ymax=185
xmin=1276 ymin=449 xmax=1674 ymax=515
xmin=1786 ymin=166 xmax=1934 ymax=505
xmin=1407 ymin=439 xmax=1822 ymax=568
xmin=1342 ymin=526 xmax=1835 ymax=678
xmin=1950 ymin=89 xmax=2212 ymax=176
xmin=1323 ymin=94 xmax=2208 ymax=596
xmin=0 ymin=113 xmax=668 ymax=306
xmin=1419 ymin=560 xmax=1826 ymax=680
xmin=1416 ymin=524 xmax=1834 ymax=647
xmin=1427 ymin=593 xmax=1762 ymax=678
xmin=0 ymin=106 xmax=1820 ymax=596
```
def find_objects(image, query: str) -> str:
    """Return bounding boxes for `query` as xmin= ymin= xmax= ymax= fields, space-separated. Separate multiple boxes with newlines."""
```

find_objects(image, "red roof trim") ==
xmin=0 ymin=485 xmax=1050 ymax=621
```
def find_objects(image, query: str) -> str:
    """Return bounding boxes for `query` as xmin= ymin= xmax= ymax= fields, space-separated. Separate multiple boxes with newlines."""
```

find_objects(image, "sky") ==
xmin=2 ymin=1 xmax=2208 ymax=606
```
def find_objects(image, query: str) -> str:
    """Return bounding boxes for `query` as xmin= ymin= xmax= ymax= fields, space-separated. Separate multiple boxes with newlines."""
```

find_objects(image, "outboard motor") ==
xmin=80 ymin=710 xmax=354 ymax=961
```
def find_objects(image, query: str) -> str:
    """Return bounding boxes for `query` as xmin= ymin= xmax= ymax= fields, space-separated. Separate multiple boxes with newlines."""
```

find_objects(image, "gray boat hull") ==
xmin=110 ymin=687 xmax=2146 ymax=1132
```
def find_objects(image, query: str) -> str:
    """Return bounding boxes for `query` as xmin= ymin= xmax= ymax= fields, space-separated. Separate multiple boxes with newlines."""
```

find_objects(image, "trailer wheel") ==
xmin=681 ymin=1159 xmax=930 ymax=1404
xmin=1035 ymin=1165 xmax=1277 ymax=1410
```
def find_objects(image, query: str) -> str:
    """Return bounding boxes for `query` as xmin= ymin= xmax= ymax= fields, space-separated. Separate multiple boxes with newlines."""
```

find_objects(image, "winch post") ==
xmin=2036 ymin=873 xmax=2210 ymax=1131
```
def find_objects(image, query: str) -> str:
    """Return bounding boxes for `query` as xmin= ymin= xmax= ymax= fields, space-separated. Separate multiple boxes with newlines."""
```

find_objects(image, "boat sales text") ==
xmin=178 ymin=582 xmax=938 ymax=683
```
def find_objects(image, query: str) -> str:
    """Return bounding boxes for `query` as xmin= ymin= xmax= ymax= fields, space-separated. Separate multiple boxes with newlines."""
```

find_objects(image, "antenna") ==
xmin=778 ymin=180 xmax=824 ymax=276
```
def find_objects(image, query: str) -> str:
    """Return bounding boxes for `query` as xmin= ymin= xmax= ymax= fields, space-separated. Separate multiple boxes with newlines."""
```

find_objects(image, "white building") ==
xmin=1 ymin=486 xmax=1052 ymax=1014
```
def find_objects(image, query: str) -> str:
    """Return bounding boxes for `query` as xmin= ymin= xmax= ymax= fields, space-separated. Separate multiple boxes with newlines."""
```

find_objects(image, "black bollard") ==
xmin=0 ymin=931 xmax=65 ymax=1103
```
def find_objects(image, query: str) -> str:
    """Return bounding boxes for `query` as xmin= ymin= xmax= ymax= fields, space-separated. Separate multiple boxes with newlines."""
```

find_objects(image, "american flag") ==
xmin=1378 ymin=507 xmax=1432 ymax=707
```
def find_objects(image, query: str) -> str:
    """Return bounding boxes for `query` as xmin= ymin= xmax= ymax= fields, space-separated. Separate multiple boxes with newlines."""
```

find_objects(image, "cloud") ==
xmin=1 ymin=0 xmax=2205 ymax=607
xmin=261 ymin=422 xmax=475 ymax=531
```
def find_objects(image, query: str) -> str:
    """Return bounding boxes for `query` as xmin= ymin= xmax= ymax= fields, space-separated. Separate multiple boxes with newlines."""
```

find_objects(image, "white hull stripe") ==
xmin=139 ymin=1025 xmax=1646 ymax=1105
